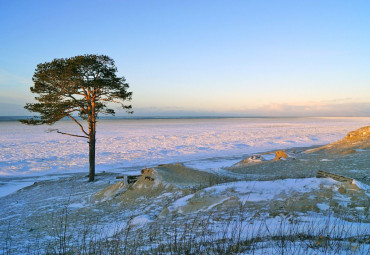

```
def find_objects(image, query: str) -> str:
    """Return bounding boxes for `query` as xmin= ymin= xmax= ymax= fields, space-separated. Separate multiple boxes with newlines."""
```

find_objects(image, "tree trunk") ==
xmin=88 ymin=105 xmax=96 ymax=181
xmin=88 ymin=127 xmax=96 ymax=182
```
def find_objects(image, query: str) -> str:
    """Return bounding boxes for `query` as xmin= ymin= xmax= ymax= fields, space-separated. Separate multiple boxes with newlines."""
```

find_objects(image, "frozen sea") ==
xmin=0 ymin=116 xmax=369 ymax=196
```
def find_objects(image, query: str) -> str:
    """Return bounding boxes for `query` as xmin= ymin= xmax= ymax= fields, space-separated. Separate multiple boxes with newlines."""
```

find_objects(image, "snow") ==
xmin=130 ymin=215 xmax=153 ymax=226
xmin=1 ymin=117 xmax=369 ymax=178
xmin=320 ymin=159 xmax=333 ymax=162
xmin=316 ymin=203 xmax=330 ymax=211
xmin=0 ymin=174 xmax=71 ymax=198
xmin=353 ymin=180 xmax=370 ymax=196
xmin=0 ymin=180 xmax=34 ymax=197
xmin=261 ymin=153 xmax=276 ymax=161
xmin=68 ymin=202 xmax=85 ymax=208
xmin=0 ymin=117 xmax=369 ymax=197
xmin=0 ymin=117 xmax=369 ymax=253
xmin=168 ymin=194 xmax=195 ymax=213
xmin=168 ymin=178 xmax=340 ymax=212
xmin=248 ymin=242 xmax=369 ymax=255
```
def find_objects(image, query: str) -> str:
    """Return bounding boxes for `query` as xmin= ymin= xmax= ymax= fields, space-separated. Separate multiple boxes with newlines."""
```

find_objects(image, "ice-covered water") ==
xmin=1 ymin=117 xmax=369 ymax=177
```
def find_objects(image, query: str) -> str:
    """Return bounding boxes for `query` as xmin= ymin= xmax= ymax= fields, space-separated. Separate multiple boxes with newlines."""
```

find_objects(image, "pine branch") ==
xmin=55 ymin=129 xmax=88 ymax=139
xmin=67 ymin=115 xmax=89 ymax=136
xmin=68 ymin=95 xmax=88 ymax=114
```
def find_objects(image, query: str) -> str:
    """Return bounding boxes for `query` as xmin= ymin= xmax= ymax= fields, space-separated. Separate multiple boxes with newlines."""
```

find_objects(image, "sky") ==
xmin=0 ymin=0 xmax=370 ymax=117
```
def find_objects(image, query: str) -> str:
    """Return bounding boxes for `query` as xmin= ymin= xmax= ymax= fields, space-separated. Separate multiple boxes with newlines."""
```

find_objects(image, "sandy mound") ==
xmin=94 ymin=164 xmax=230 ymax=205
xmin=306 ymin=126 xmax=370 ymax=154
xmin=155 ymin=163 xmax=228 ymax=187
xmin=230 ymin=150 xmax=290 ymax=168
xmin=160 ymin=178 xmax=369 ymax=219
xmin=119 ymin=168 xmax=180 ymax=203
xmin=94 ymin=168 xmax=179 ymax=203
xmin=94 ymin=179 xmax=126 ymax=202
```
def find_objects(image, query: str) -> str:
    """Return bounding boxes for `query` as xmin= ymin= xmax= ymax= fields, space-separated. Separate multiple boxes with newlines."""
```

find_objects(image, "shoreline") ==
xmin=1 ymin=117 xmax=369 ymax=179
xmin=0 ymin=143 xmax=322 ymax=199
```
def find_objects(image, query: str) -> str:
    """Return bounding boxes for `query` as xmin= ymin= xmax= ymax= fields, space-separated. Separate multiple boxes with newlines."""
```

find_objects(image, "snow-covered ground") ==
xmin=1 ymin=117 xmax=369 ymax=177
xmin=0 ymin=117 xmax=369 ymax=254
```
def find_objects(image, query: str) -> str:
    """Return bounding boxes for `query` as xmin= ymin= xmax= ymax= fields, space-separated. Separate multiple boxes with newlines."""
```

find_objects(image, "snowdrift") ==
xmin=160 ymin=178 xmax=369 ymax=219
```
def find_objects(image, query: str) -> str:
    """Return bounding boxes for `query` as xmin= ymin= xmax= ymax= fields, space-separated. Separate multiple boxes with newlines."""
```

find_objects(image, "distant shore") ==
xmin=2 ymin=115 xmax=370 ymax=122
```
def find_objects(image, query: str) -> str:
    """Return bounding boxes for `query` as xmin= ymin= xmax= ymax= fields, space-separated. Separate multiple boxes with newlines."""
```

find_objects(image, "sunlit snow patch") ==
xmin=130 ymin=215 xmax=153 ymax=227
xmin=163 ymin=178 xmax=341 ymax=215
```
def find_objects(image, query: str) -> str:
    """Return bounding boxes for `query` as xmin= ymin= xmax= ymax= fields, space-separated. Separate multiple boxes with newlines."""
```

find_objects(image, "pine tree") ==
xmin=20 ymin=54 xmax=132 ymax=181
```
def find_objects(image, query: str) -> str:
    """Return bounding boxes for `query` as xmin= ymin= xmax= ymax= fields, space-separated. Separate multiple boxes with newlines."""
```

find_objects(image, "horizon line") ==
xmin=0 ymin=115 xmax=368 ymax=121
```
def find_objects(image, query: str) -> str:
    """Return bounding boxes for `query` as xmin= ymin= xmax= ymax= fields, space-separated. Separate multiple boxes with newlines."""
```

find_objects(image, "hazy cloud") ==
xmin=246 ymin=102 xmax=370 ymax=117
xmin=120 ymin=101 xmax=370 ymax=117
xmin=0 ymin=102 xmax=28 ymax=116
xmin=0 ymin=69 xmax=32 ymax=87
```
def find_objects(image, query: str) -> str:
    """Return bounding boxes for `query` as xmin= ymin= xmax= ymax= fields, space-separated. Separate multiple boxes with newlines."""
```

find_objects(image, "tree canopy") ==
xmin=21 ymin=54 xmax=132 ymax=181
xmin=22 ymin=54 xmax=132 ymax=126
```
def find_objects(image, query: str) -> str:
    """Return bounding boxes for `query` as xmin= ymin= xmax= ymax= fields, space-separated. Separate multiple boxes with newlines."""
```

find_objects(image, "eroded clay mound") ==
xmin=94 ymin=168 xmax=178 ymax=203
xmin=155 ymin=163 xmax=225 ymax=188
xmin=94 ymin=164 xmax=227 ymax=204
xmin=306 ymin=126 xmax=370 ymax=154
xmin=120 ymin=168 xmax=180 ymax=203
xmin=230 ymin=150 xmax=290 ymax=168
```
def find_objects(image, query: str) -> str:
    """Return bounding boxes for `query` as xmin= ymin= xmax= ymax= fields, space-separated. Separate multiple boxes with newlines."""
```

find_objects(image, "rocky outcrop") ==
xmin=306 ymin=126 xmax=370 ymax=154
xmin=273 ymin=150 xmax=289 ymax=161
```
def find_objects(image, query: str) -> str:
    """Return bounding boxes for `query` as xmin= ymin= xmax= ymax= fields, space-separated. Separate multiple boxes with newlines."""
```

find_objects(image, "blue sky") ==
xmin=1 ymin=0 xmax=370 ymax=116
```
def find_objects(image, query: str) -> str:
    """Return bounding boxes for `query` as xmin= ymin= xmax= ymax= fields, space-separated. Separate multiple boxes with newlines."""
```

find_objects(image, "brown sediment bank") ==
xmin=305 ymin=126 xmax=370 ymax=154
